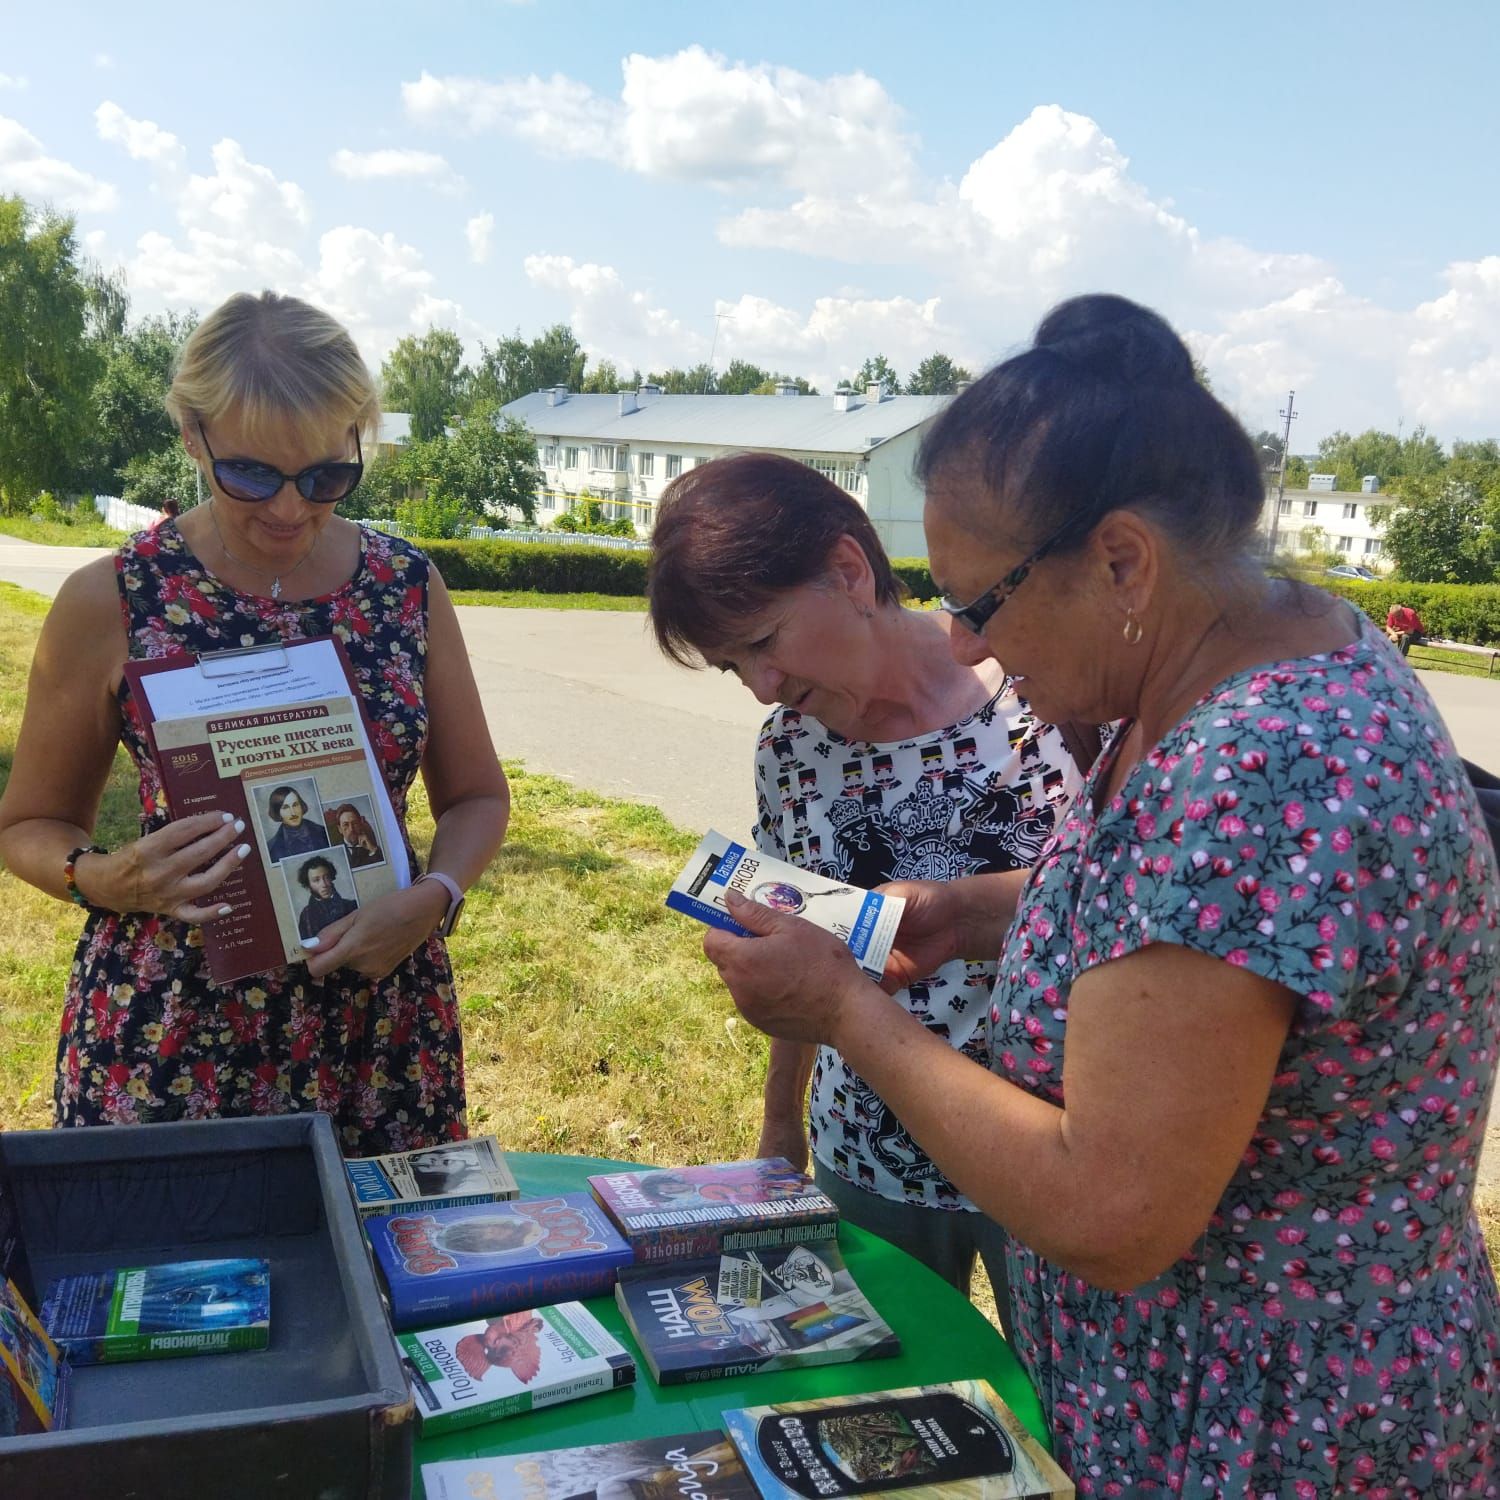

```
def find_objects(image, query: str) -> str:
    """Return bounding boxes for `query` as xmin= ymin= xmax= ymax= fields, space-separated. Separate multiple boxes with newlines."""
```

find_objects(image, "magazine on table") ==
xmin=615 ymin=1240 xmax=899 ymax=1385
xmin=723 ymin=1380 xmax=1074 ymax=1500
xmin=124 ymin=637 xmax=407 ymax=983
xmin=421 ymin=1429 xmax=759 ymax=1500
xmin=666 ymin=831 xmax=904 ymax=981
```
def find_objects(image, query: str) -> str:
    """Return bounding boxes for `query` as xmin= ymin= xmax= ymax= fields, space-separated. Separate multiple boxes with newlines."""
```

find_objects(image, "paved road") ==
xmin=5 ymin=538 xmax=1500 ymax=1185
xmin=0 ymin=540 xmax=767 ymax=835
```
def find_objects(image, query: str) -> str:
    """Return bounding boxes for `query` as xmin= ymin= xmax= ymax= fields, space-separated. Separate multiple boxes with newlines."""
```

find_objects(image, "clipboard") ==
xmin=123 ymin=637 xmax=409 ymax=985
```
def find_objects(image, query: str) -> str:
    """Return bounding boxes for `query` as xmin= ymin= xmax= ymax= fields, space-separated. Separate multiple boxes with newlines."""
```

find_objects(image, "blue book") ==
xmin=41 ymin=1257 xmax=270 ymax=1365
xmin=365 ymin=1194 xmax=632 ymax=1332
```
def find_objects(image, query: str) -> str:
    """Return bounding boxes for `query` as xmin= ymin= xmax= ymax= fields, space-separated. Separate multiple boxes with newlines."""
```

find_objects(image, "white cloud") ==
xmin=0 ymin=74 xmax=27 ymax=90
xmin=403 ymin=70 xmax=621 ymax=160
xmin=1401 ymin=257 xmax=1500 ymax=434
xmin=466 ymin=210 xmax=494 ymax=264
xmin=522 ymin=252 xmax=945 ymax=390
xmin=177 ymin=138 xmax=310 ymax=241
xmin=330 ymin=147 xmax=464 ymax=193
xmin=95 ymin=101 xmax=186 ymax=171
xmin=0 ymin=115 xmax=116 ymax=211
xmin=93 ymin=53 xmax=114 ymax=70
xmin=404 ymin=47 xmax=915 ymax=194
xmin=524 ymin=254 xmax=696 ymax=369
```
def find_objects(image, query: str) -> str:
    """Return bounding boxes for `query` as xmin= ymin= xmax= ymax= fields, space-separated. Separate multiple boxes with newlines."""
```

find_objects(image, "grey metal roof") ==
xmin=500 ymin=390 xmax=949 ymax=455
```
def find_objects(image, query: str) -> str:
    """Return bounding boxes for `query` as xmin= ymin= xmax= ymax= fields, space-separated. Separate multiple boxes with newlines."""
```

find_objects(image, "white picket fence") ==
xmin=94 ymin=494 xmax=161 ymax=532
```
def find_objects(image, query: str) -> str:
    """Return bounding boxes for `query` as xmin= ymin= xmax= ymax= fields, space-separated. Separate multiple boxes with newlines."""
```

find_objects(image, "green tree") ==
xmin=427 ymin=408 xmax=541 ymax=525
xmin=527 ymin=324 xmax=588 ymax=394
xmin=647 ymin=364 xmax=717 ymax=394
xmin=717 ymin=359 xmax=769 ymax=395
xmin=906 ymin=353 xmax=973 ymax=396
xmin=1380 ymin=475 xmax=1500 ymax=583
xmin=470 ymin=324 xmax=589 ymax=409
xmin=0 ymin=197 xmax=99 ymax=503
xmin=750 ymin=373 xmax=817 ymax=395
xmin=380 ymin=328 xmax=470 ymax=442
xmin=852 ymin=355 xmax=902 ymax=395
xmin=78 ymin=310 xmax=197 ymax=494
xmin=581 ymin=359 xmax=625 ymax=395
xmin=553 ymin=490 xmax=635 ymax=536
xmin=119 ymin=442 xmax=199 ymax=510
xmin=1313 ymin=427 xmax=1447 ymax=492
xmin=394 ymin=491 xmax=474 ymax=539
xmin=1283 ymin=455 xmax=1309 ymax=488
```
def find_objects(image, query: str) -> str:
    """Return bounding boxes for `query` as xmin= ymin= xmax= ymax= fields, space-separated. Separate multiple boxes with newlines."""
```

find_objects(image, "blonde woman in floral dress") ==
xmin=0 ymin=292 xmax=508 ymax=1153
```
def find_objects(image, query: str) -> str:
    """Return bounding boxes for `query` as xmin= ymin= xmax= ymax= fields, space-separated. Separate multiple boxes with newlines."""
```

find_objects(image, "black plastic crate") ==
xmin=0 ymin=1113 xmax=412 ymax=1499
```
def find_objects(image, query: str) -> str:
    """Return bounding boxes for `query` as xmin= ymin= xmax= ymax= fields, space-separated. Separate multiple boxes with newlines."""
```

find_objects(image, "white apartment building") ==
xmin=499 ymin=383 xmax=950 ymax=557
xmin=1258 ymin=478 xmax=1394 ymax=570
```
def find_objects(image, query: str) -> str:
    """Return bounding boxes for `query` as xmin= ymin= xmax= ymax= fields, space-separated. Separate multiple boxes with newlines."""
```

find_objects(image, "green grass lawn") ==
xmin=0 ymin=516 xmax=128 ymax=548
xmin=1407 ymin=642 xmax=1500 ymax=679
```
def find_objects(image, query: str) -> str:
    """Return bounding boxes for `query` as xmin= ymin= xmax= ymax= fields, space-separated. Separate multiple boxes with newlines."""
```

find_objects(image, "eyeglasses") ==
xmin=197 ymin=423 xmax=364 ymax=504
xmin=938 ymin=518 xmax=1078 ymax=635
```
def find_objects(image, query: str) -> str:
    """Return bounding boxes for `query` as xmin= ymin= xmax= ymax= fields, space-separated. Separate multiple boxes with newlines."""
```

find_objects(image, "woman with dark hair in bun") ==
xmin=703 ymin=295 xmax=1499 ymax=1493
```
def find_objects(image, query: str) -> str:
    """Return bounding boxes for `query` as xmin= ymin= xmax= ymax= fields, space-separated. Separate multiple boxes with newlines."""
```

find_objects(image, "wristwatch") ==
xmin=414 ymin=871 xmax=466 ymax=937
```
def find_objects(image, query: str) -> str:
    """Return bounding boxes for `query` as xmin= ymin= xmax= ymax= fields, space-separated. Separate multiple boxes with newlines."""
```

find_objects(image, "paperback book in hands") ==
xmin=666 ymin=831 xmax=904 ymax=981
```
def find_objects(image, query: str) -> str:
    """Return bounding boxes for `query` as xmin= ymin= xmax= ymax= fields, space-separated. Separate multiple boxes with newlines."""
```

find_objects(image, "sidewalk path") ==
xmin=4 ymin=537 xmax=1499 ymax=1186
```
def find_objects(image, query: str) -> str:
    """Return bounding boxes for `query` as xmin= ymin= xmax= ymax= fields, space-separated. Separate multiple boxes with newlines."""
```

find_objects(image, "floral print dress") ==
xmin=992 ymin=620 xmax=1500 ymax=1496
xmin=55 ymin=523 xmax=467 ymax=1155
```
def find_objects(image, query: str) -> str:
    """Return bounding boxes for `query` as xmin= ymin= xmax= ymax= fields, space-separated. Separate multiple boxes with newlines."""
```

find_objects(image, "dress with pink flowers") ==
xmin=992 ymin=619 xmax=1499 ymax=1496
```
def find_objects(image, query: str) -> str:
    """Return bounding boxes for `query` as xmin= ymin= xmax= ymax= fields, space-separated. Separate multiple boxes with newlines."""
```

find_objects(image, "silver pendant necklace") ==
xmin=208 ymin=502 xmax=320 ymax=601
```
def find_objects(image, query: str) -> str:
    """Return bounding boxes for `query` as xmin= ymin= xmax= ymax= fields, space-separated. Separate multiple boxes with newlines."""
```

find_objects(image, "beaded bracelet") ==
xmin=64 ymin=845 xmax=108 ymax=907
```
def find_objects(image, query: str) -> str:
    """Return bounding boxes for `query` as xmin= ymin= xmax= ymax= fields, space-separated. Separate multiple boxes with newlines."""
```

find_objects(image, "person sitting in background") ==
xmin=646 ymin=451 xmax=1091 ymax=1329
xmin=1385 ymin=601 xmax=1425 ymax=655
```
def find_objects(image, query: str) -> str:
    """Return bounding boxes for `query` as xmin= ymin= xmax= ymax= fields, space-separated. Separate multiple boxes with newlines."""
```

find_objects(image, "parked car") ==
xmin=1325 ymin=564 xmax=1377 ymax=580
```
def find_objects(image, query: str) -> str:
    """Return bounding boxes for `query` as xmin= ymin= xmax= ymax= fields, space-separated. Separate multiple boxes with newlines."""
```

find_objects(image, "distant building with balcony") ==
xmin=498 ymin=383 xmax=950 ymax=556
xmin=1260 ymin=476 xmax=1394 ymax=570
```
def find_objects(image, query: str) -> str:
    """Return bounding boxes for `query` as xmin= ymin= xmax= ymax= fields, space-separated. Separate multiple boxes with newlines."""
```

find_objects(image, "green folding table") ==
xmin=410 ymin=1152 xmax=1049 ymax=1498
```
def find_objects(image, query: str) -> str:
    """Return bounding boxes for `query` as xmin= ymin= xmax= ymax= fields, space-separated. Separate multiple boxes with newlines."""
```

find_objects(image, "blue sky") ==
xmin=2 ymin=1 xmax=1496 ymax=445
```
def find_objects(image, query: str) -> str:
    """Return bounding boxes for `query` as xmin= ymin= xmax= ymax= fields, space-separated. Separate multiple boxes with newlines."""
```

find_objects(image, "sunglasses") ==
xmin=938 ymin=517 xmax=1079 ymax=635
xmin=197 ymin=423 xmax=364 ymax=504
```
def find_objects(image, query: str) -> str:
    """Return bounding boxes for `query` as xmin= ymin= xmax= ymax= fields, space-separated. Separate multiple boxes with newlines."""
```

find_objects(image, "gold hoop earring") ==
xmin=1122 ymin=610 xmax=1143 ymax=646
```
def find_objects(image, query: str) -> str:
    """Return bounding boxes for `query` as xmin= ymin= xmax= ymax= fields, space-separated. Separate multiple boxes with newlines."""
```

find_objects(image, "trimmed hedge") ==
xmin=421 ymin=539 xmax=648 ymax=596
xmin=416 ymin=540 xmax=1500 ymax=647
xmin=1320 ymin=579 xmax=1500 ymax=647
xmin=890 ymin=558 xmax=939 ymax=601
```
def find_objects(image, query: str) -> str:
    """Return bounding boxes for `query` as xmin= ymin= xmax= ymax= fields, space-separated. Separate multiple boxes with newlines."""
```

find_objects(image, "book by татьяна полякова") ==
xmin=39 ymin=1258 xmax=270 ymax=1365
xmin=666 ymin=831 xmax=904 ymax=981
xmin=399 ymin=1299 xmax=634 ymax=1435
xmin=724 ymin=1380 xmax=1074 ymax=1500
xmin=421 ymin=1429 xmax=759 ymax=1500
xmin=614 ymin=1239 xmax=900 ymax=1385
xmin=365 ymin=1194 xmax=632 ymax=1331
xmin=345 ymin=1135 xmax=519 ymax=1219
xmin=587 ymin=1158 xmax=839 ymax=1265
